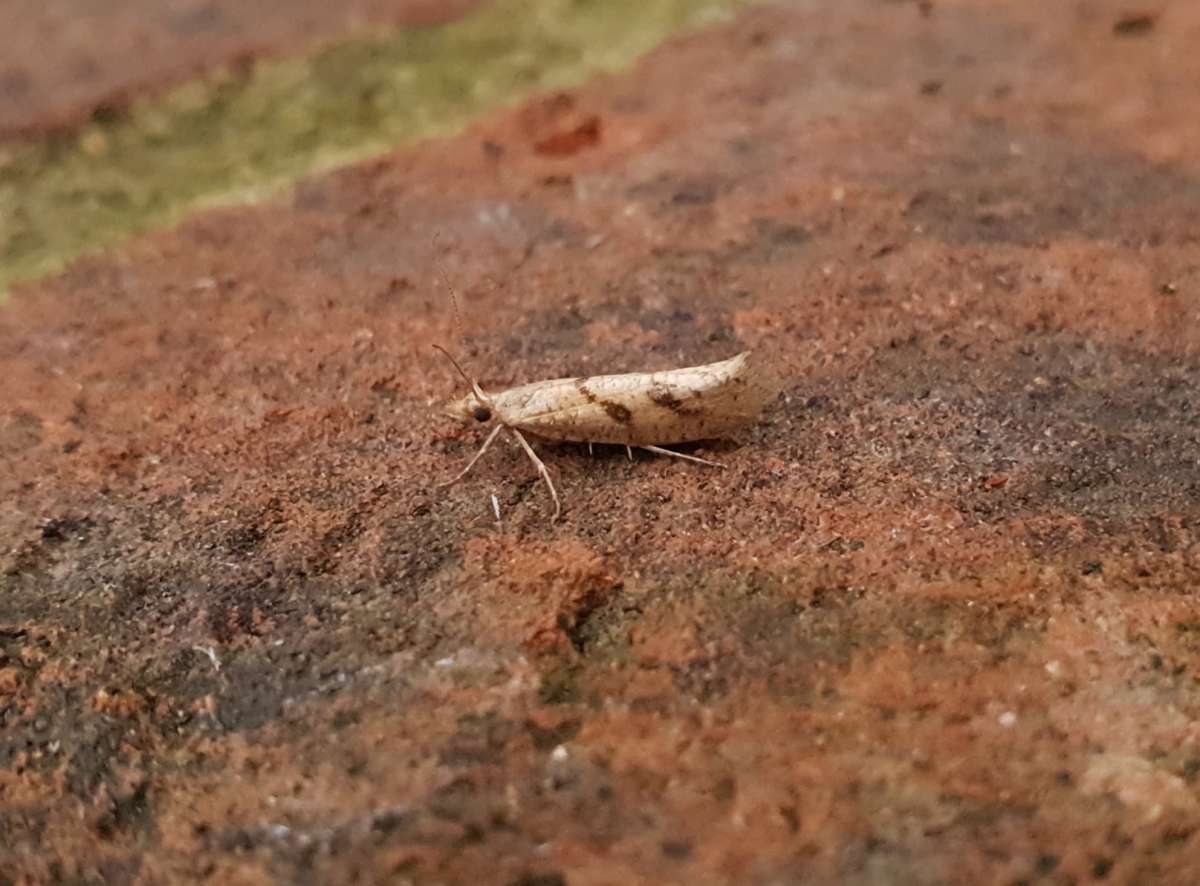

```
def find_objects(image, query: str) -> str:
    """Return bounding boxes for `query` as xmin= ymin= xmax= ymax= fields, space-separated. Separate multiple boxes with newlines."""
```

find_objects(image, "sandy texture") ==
xmin=3 ymin=0 xmax=1200 ymax=882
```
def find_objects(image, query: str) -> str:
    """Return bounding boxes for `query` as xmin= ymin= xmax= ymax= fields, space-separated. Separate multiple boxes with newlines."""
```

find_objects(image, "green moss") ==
xmin=0 ymin=0 xmax=747 ymax=299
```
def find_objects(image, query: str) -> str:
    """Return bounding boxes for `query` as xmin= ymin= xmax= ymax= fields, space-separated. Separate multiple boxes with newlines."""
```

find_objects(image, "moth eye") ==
xmin=472 ymin=406 xmax=493 ymax=423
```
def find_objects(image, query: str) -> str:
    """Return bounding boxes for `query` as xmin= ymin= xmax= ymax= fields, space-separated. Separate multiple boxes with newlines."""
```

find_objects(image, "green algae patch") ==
xmin=0 ymin=0 xmax=747 ymax=299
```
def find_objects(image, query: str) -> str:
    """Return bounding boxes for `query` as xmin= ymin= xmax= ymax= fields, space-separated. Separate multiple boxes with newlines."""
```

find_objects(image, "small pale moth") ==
xmin=436 ymin=347 xmax=777 ymax=520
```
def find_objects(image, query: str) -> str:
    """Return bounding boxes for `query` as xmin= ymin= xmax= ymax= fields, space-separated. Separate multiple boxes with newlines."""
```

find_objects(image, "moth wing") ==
xmin=492 ymin=377 xmax=647 ymax=444
xmin=619 ymin=350 xmax=781 ymax=441
xmin=496 ymin=351 xmax=780 ymax=445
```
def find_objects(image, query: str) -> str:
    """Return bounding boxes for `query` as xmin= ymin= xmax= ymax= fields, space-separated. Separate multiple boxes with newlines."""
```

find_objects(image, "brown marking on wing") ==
xmin=577 ymin=380 xmax=633 ymax=425
xmin=648 ymin=381 xmax=698 ymax=416
xmin=602 ymin=400 xmax=633 ymax=423
xmin=575 ymin=379 xmax=598 ymax=403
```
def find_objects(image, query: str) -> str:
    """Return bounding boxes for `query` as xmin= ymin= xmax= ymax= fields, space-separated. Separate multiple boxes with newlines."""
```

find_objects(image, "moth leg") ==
xmin=509 ymin=428 xmax=562 ymax=521
xmin=588 ymin=442 xmax=594 ymax=457
xmin=437 ymin=424 xmax=504 ymax=487
xmin=625 ymin=445 xmax=633 ymax=461
xmin=639 ymin=444 xmax=725 ymax=468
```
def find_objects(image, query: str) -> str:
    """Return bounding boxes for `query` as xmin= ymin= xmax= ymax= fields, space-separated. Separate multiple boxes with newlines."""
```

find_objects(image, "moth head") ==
xmin=434 ymin=345 xmax=496 ymax=425
xmin=444 ymin=391 xmax=495 ymax=424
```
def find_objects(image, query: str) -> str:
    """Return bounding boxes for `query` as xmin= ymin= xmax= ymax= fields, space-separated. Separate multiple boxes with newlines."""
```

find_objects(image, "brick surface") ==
xmin=2 ymin=1 xmax=1200 ymax=881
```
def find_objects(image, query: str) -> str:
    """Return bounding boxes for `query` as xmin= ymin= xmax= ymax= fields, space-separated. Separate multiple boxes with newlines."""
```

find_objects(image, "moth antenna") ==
xmin=432 ymin=233 xmax=465 ymax=341
xmin=432 ymin=235 xmax=489 ymax=400
xmin=432 ymin=344 xmax=488 ymax=402
xmin=432 ymin=343 xmax=472 ymax=386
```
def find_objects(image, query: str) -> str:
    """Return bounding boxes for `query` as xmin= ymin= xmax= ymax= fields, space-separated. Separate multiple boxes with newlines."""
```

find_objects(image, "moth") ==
xmin=437 ymin=347 xmax=777 ymax=520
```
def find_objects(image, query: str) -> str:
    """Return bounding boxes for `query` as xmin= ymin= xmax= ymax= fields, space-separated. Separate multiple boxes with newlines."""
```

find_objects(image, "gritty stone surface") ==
xmin=3 ymin=0 xmax=1200 ymax=882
